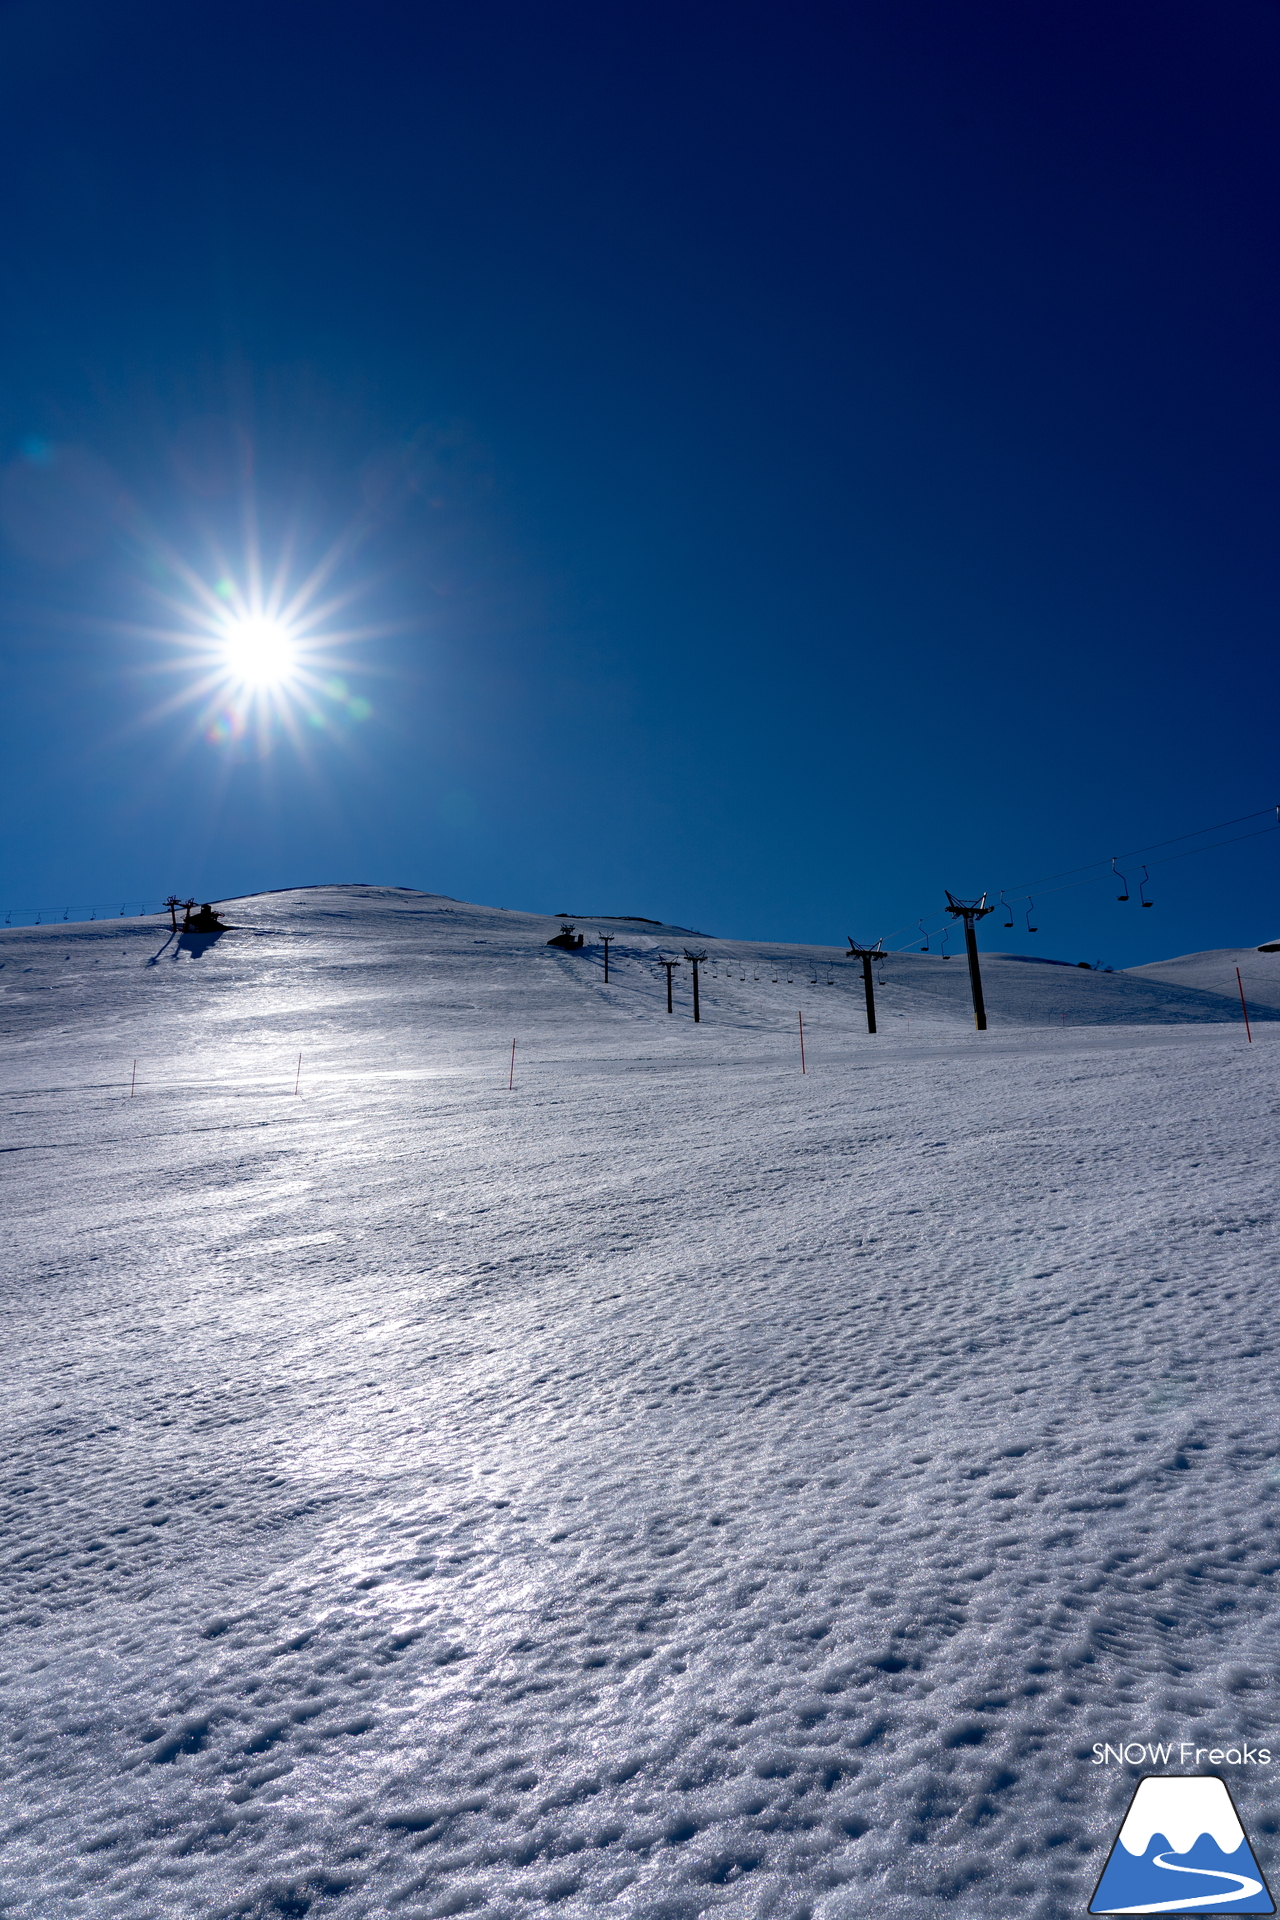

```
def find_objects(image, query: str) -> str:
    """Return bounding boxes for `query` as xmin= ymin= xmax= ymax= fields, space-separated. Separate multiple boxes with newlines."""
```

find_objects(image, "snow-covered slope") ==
xmin=1126 ymin=943 xmax=1280 ymax=1013
xmin=3 ymin=887 xmax=1279 ymax=1920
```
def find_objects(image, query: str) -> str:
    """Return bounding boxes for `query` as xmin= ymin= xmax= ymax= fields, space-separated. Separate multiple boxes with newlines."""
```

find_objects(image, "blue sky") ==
xmin=1 ymin=0 xmax=1278 ymax=964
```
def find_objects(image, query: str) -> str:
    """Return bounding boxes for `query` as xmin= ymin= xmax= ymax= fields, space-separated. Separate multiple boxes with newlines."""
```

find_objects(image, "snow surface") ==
xmin=3 ymin=885 xmax=1280 ymax=1920
xmin=1126 ymin=948 xmax=1280 ymax=1015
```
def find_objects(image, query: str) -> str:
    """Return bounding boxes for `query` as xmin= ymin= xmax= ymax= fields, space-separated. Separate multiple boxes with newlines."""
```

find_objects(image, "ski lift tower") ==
xmin=656 ymin=953 xmax=682 ymax=1012
xmin=682 ymin=949 xmax=707 ymax=1023
xmin=944 ymin=891 xmax=994 ymax=1031
xmin=846 ymin=937 xmax=885 ymax=1034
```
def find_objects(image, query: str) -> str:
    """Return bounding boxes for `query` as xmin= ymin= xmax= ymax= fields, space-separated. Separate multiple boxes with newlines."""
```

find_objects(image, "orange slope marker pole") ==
xmin=1237 ymin=968 xmax=1253 ymax=1044
xmin=509 ymin=1040 xmax=516 ymax=1089
xmin=798 ymin=1010 xmax=806 ymax=1074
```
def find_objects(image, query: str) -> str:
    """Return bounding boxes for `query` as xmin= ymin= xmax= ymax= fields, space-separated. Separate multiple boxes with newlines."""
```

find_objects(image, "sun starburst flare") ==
xmin=124 ymin=512 xmax=392 ymax=756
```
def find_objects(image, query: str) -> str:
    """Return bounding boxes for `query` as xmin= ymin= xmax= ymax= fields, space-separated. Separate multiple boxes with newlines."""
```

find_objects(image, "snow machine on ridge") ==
xmin=182 ymin=902 xmax=228 ymax=934
xmin=546 ymin=921 xmax=585 ymax=949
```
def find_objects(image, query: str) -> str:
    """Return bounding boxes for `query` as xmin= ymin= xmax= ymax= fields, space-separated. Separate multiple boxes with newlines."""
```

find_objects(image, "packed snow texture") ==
xmin=2 ymin=887 xmax=1279 ymax=1920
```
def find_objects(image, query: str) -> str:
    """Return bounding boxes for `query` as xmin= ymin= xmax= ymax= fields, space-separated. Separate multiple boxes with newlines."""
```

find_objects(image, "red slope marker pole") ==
xmin=130 ymin=1059 xmax=136 ymax=1098
xmin=295 ymin=1052 xmax=302 ymax=1095
xmin=1237 ymin=968 xmax=1253 ymax=1044
xmin=798 ymin=1010 xmax=806 ymax=1074
xmin=509 ymin=1040 xmax=516 ymax=1088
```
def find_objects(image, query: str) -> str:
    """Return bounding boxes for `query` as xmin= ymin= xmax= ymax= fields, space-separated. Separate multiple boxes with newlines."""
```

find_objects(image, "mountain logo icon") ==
xmin=1090 ymin=1775 xmax=1275 ymax=1913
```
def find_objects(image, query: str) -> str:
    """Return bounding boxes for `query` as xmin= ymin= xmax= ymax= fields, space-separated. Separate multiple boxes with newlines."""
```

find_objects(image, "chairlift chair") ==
xmin=1112 ymin=858 xmax=1129 ymax=902
xmin=999 ymin=890 xmax=1013 ymax=928
xmin=918 ymin=919 xmax=930 ymax=952
xmin=1139 ymin=865 xmax=1153 ymax=907
xmin=1025 ymin=898 xmax=1038 ymax=932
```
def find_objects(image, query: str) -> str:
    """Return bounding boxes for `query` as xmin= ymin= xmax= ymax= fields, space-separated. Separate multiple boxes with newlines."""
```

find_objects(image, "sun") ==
xmin=124 ymin=509 xmax=389 ymax=757
xmin=220 ymin=614 xmax=298 ymax=688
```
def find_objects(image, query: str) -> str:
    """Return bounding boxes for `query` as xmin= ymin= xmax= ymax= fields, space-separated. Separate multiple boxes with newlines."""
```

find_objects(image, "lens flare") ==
xmin=123 ymin=508 xmax=387 ymax=758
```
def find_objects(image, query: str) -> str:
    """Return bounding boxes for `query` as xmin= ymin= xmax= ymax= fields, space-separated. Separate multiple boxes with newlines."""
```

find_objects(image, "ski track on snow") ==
xmin=1 ymin=888 xmax=1279 ymax=1920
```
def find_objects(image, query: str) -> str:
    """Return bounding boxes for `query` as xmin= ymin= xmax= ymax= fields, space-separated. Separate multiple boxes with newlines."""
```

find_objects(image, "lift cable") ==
xmin=876 ymin=806 xmax=1279 ymax=953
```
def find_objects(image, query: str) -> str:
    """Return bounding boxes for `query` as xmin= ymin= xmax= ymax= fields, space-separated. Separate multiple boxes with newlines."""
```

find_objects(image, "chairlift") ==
xmin=1139 ymin=864 xmax=1153 ymax=908
xmin=1025 ymin=897 xmax=1038 ymax=933
xmin=62 ymin=908 xmax=68 ymax=920
xmin=1112 ymin=858 xmax=1129 ymax=902
xmin=918 ymin=919 xmax=930 ymax=952
xmin=940 ymin=927 xmax=950 ymax=958
xmin=999 ymin=890 xmax=1013 ymax=929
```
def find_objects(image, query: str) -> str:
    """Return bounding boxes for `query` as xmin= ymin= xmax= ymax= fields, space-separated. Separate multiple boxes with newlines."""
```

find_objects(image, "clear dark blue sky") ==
xmin=2 ymin=0 xmax=1278 ymax=963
